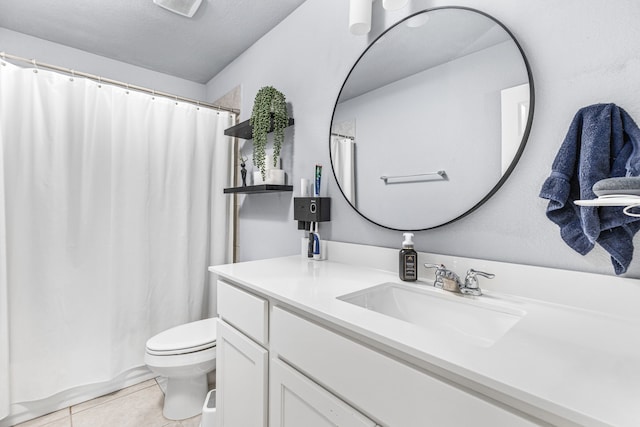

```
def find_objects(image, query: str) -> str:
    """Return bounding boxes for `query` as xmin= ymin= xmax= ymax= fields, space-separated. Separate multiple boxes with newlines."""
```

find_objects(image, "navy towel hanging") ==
xmin=539 ymin=103 xmax=640 ymax=275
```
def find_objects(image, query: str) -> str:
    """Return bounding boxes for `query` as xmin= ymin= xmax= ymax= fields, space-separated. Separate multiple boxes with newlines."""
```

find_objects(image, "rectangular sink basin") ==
xmin=338 ymin=282 xmax=525 ymax=347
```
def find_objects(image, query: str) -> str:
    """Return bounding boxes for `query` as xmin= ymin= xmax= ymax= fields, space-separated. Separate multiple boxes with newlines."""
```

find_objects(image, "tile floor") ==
xmin=14 ymin=378 xmax=204 ymax=427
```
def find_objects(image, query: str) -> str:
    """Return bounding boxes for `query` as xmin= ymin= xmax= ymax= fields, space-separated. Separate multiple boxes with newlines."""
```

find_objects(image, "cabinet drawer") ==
xmin=217 ymin=280 xmax=268 ymax=346
xmin=271 ymin=307 xmax=539 ymax=427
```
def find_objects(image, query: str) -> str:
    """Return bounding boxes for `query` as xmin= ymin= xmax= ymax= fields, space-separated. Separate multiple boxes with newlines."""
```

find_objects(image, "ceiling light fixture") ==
xmin=349 ymin=0 xmax=373 ymax=35
xmin=153 ymin=0 xmax=203 ymax=18
xmin=382 ymin=0 xmax=408 ymax=11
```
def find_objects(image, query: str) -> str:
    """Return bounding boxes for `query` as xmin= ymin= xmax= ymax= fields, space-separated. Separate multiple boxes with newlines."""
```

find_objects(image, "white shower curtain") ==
xmin=0 ymin=100 xmax=9 ymax=420
xmin=0 ymin=61 xmax=233 ymax=419
xmin=330 ymin=136 xmax=356 ymax=206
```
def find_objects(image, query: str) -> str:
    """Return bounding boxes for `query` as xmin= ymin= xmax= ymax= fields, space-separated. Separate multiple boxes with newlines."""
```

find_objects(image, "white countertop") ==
xmin=210 ymin=253 xmax=640 ymax=427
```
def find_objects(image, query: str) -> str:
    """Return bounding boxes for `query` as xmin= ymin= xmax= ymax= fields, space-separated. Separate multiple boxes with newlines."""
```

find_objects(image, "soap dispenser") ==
xmin=399 ymin=233 xmax=417 ymax=282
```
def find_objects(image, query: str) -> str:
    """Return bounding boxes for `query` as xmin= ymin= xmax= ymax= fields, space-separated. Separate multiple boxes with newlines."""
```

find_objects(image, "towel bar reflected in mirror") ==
xmin=380 ymin=170 xmax=447 ymax=185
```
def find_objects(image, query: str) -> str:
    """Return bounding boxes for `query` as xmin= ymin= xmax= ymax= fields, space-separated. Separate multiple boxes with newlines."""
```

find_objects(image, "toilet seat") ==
xmin=146 ymin=318 xmax=217 ymax=356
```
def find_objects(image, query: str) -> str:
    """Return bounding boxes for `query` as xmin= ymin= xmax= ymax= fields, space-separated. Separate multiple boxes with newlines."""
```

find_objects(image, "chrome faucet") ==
xmin=424 ymin=263 xmax=494 ymax=296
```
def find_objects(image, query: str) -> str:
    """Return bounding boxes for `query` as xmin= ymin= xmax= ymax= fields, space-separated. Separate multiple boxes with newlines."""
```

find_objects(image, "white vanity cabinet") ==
xmin=216 ymin=277 xmax=539 ymax=427
xmin=271 ymin=307 xmax=540 ymax=427
xmin=216 ymin=280 xmax=269 ymax=427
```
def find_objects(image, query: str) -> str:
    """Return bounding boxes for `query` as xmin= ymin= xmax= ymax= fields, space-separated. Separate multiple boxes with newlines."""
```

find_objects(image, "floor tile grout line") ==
xmin=68 ymin=384 xmax=169 ymax=427
xmin=14 ymin=380 xmax=168 ymax=427
xmin=69 ymin=380 xmax=161 ymax=417
xmin=14 ymin=407 xmax=70 ymax=427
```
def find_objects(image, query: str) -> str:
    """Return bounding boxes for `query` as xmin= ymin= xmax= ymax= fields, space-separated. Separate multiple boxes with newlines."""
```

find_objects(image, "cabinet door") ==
xmin=216 ymin=319 xmax=268 ymax=427
xmin=270 ymin=358 xmax=378 ymax=427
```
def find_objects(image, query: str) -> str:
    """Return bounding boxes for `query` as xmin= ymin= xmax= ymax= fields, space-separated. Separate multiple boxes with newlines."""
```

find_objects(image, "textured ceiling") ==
xmin=0 ymin=0 xmax=307 ymax=83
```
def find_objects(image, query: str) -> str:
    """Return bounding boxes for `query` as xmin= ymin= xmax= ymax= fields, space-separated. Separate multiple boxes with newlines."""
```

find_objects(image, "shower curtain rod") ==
xmin=0 ymin=51 xmax=239 ymax=114
xmin=331 ymin=132 xmax=355 ymax=140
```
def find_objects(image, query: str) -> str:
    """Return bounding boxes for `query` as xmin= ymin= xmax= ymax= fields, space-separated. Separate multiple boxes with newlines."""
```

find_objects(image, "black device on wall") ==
xmin=294 ymin=197 xmax=331 ymax=230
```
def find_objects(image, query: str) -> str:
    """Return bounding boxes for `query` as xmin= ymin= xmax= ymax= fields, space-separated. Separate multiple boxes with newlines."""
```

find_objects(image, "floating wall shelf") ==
xmin=223 ymin=115 xmax=294 ymax=195
xmin=224 ymin=116 xmax=295 ymax=140
xmin=224 ymin=185 xmax=294 ymax=194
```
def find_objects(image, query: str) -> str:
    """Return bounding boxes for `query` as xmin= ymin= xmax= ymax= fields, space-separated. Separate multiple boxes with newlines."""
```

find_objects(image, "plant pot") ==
xmin=253 ymin=170 xmax=286 ymax=185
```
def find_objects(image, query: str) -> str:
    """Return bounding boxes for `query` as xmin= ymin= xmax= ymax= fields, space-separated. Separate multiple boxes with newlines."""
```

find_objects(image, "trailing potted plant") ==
xmin=249 ymin=86 xmax=288 ymax=181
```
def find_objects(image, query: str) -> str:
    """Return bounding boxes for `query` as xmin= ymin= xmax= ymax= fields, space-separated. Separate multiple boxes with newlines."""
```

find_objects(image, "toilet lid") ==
xmin=146 ymin=318 xmax=217 ymax=355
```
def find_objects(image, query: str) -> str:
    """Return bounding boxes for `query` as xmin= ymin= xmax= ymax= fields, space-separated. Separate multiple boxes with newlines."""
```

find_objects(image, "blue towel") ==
xmin=539 ymin=103 xmax=640 ymax=275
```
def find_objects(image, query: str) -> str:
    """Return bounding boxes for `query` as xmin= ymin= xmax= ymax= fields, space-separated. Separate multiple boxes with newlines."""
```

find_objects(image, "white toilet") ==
xmin=144 ymin=318 xmax=217 ymax=420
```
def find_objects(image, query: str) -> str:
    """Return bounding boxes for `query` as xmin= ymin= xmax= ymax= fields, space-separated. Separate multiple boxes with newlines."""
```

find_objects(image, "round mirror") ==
xmin=330 ymin=7 xmax=534 ymax=230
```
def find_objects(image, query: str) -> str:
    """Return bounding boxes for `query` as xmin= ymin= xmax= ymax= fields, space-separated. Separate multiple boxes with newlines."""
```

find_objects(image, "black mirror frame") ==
xmin=329 ymin=6 xmax=535 ymax=231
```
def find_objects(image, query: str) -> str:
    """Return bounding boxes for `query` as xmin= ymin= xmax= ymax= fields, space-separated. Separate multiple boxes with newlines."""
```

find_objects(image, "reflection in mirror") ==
xmin=330 ymin=7 xmax=533 ymax=230
xmin=330 ymin=119 xmax=357 ymax=206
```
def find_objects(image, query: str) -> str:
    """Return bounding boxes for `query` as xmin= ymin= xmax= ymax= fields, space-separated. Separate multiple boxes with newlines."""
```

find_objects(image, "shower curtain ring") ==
xmin=175 ymin=95 xmax=179 ymax=105
xmin=126 ymin=83 xmax=130 ymax=94
xmin=97 ymin=76 xmax=102 ymax=88
xmin=69 ymin=70 xmax=75 ymax=81
xmin=32 ymin=59 xmax=38 ymax=73
xmin=0 ymin=52 xmax=5 ymax=66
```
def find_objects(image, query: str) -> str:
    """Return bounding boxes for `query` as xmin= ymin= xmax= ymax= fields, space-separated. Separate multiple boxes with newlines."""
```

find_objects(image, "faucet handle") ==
xmin=424 ymin=263 xmax=446 ymax=289
xmin=462 ymin=269 xmax=495 ymax=296
xmin=467 ymin=269 xmax=495 ymax=280
xmin=424 ymin=263 xmax=461 ymax=291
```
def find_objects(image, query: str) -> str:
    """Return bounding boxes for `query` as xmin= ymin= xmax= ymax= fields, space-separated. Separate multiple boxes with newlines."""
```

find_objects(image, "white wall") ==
xmin=206 ymin=0 xmax=640 ymax=278
xmin=0 ymin=28 xmax=207 ymax=101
